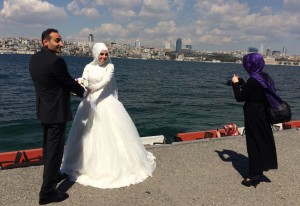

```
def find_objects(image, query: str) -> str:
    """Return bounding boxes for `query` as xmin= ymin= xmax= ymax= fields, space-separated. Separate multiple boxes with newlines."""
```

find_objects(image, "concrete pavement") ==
xmin=1 ymin=128 xmax=300 ymax=206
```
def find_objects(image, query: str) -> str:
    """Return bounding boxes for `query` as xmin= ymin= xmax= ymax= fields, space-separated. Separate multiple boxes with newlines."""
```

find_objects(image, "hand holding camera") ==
xmin=226 ymin=74 xmax=245 ymax=86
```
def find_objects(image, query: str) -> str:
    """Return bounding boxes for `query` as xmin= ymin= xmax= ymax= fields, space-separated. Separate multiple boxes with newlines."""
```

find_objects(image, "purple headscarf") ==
xmin=242 ymin=53 xmax=282 ymax=108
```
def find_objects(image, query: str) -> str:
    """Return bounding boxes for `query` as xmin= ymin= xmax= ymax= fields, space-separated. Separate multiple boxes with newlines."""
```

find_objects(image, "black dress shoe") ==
xmin=56 ymin=173 xmax=68 ymax=183
xmin=39 ymin=191 xmax=69 ymax=205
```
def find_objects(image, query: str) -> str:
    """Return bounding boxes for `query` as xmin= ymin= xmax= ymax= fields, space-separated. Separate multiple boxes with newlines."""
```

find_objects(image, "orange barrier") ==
xmin=0 ymin=148 xmax=43 ymax=170
xmin=176 ymin=129 xmax=226 ymax=141
xmin=282 ymin=120 xmax=300 ymax=129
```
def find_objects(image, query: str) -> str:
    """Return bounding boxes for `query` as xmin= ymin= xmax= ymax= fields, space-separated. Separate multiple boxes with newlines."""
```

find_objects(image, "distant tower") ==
xmin=176 ymin=38 xmax=182 ymax=54
xmin=165 ymin=42 xmax=171 ymax=49
xmin=135 ymin=40 xmax=141 ymax=49
xmin=283 ymin=46 xmax=287 ymax=55
xmin=88 ymin=34 xmax=94 ymax=42
xmin=260 ymin=44 xmax=264 ymax=55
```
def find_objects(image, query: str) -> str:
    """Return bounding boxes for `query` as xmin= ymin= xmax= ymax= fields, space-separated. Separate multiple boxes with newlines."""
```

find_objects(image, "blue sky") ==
xmin=1 ymin=0 xmax=300 ymax=54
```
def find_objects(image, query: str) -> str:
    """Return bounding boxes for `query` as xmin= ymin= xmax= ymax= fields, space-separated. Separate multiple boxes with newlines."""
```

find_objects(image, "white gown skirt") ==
xmin=61 ymin=94 xmax=156 ymax=189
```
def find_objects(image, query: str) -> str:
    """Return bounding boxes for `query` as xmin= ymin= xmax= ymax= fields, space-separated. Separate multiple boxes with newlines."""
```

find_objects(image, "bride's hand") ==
xmin=76 ymin=78 xmax=88 ymax=87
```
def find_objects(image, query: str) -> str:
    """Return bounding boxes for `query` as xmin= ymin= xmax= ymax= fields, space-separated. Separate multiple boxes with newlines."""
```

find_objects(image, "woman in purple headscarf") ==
xmin=231 ymin=53 xmax=278 ymax=187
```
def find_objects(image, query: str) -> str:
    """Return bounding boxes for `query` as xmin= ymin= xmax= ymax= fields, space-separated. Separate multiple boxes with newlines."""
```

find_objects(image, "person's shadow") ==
xmin=215 ymin=149 xmax=271 ymax=182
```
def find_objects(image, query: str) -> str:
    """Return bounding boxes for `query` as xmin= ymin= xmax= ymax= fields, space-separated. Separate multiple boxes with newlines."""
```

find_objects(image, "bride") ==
xmin=61 ymin=43 xmax=156 ymax=189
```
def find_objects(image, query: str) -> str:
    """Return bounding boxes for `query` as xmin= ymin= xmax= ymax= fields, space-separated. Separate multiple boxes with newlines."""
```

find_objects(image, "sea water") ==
xmin=0 ymin=54 xmax=299 ymax=152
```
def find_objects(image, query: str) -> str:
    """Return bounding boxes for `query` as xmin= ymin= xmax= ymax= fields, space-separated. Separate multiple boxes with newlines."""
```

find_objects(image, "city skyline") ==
xmin=1 ymin=0 xmax=300 ymax=55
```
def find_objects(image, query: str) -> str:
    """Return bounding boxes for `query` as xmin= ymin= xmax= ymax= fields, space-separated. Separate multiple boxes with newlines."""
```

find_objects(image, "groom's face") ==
xmin=43 ymin=32 xmax=63 ymax=53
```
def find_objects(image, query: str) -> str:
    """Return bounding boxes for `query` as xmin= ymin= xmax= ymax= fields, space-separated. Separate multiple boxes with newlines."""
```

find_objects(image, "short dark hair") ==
xmin=41 ymin=28 xmax=59 ymax=42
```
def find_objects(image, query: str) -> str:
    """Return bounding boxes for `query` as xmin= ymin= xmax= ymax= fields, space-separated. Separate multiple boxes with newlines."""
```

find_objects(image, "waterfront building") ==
xmin=272 ymin=50 xmax=281 ymax=57
xmin=186 ymin=45 xmax=192 ymax=50
xmin=264 ymin=56 xmax=276 ymax=64
xmin=0 ymin=36 xmax=299 ymax=64
xmin=176 ymin=38 xmax=182 ymax=54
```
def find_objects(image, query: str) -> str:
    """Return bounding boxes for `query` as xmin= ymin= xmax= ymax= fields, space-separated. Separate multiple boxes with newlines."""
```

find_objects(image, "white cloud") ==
xmin=127 ymin=21 xmax=145 ymax=32
xmin=171 ymin=0 xmax=188 ymax=12
xmin=1 ymin=0 xmax=300 ymax=53
xmin=96 ymin=0 xmax=143 ymax=8
xmin=283 ymin=0 xmax=300 ymax=13
xmin=144 ymin=21 xmax=177 ymax=35
xmin=261 ymin=6 xmax=273 ymax=15
xmin=139 ymin=0 xmax=173 ymax=19
xmin=111 ymin=9 xmax=136 ymax=22
xmin=67 ymin=1 xmax=99 ymax=18
xmin=0 ymin=0 xmax=67 ymax=25
xmin=70 ymin=0 xmax=142 ymax=9
xmin=79 ymin=23 xmax=129 ymax=38
xmin=67 ymin=1 xmax=80 ymax=11
xmin=61 ymin=0 xmax=300 ymax=52
xmin=187 ymin=0 xmax=300 ymax=49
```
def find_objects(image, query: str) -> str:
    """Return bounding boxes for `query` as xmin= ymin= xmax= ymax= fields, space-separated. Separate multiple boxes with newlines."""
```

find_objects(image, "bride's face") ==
xmin=98 ymin=50 xmax=109 ymax=65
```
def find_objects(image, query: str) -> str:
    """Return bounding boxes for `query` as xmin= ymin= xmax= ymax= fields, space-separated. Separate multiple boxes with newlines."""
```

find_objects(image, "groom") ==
xmin=29 ymin=28 xmax=88 ymax=205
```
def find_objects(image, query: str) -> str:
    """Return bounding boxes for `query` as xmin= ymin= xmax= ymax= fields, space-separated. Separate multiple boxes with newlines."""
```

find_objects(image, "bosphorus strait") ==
xmin=1 ymin=54 xmax=299 ymax=152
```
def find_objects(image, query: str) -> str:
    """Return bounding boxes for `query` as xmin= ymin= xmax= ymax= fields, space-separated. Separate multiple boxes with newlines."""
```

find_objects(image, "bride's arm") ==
xmin=90 ymin=63 xmax=114 ymax=93
xmin=82 ymin=65 xmax=89 ymax=80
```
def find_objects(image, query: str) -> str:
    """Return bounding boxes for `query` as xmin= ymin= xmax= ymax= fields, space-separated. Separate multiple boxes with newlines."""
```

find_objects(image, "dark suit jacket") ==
xmin=29 ymin=47 xmax=85 ymax=123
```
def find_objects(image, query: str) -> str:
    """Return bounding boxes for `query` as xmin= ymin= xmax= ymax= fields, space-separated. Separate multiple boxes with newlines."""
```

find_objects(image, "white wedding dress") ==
xmin=61 ymin=62 xmax=156 ymax=189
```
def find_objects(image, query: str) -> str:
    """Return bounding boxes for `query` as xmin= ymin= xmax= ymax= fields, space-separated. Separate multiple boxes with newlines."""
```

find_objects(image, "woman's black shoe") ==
xmin=241 ymin=175 xmax=261 ymax=188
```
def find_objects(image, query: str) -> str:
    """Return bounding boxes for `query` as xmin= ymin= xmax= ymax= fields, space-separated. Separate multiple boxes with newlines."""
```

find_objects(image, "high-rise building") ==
xmin=135 ymin=40 xmax=141 ymax=49
xmin=176 ymin=38 xmax=182 ymax=54
xmin=88 ymin=34 xmax=94 ymax=42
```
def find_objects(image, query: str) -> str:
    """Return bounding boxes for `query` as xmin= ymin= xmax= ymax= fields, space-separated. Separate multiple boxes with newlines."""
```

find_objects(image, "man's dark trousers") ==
xmin=40 ymin=123 xmax=66 ymax=195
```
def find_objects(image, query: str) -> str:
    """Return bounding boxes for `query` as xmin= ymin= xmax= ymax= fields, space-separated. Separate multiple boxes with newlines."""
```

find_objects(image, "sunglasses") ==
xmin=100 ymin=53 xmax=108 ymax=56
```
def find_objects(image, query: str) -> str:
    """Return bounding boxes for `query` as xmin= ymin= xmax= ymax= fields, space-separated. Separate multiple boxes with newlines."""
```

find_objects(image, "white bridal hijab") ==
xmin=92 ymin=42 xmax=112 ymax=65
